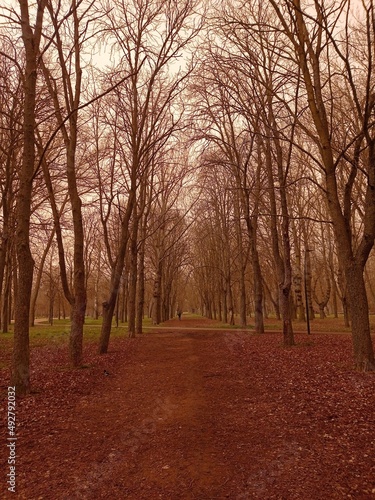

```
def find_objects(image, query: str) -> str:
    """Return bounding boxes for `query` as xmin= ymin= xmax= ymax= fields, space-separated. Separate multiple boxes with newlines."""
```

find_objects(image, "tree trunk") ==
xmin=68 ymin=205 xmax=86 ymax=367
xmin=239 ymin=271 xmax=247 ymax=328
xmin=262 ymin=133 xmax=294 ymax=345
xmin=127 ymin=215 xmax=138 ymax=338
xmin=70 ymin=294 xmax=86 ymax=366
xmin=122 ymin=276 xmax=128 ymax=323
xmin=330 ymin=265 xmax=338 ymax=319
xmin=346 ymin=263 xmax=375 ymax=370
xmin=94 ymin=275 xmax=100 ymax=320
xmin=243 ymin=210 xmax=264 ymax=333
xmin=151 ymin=261 xmax=162 ymax=325
xmin=253 ymin=254 xmax=265 ymax=333
xmin=227 ymin=279 xmax=235 ymax=326
xmin=2 ymin=262 xmax=11 ymax=333
xmin=235 ymin=196 xmax=247 ymax=327
xmin=100 ymin=299 xmax=116 ymax=353
xmin=279 ymin=285 xmax=294 ymax=346
xmin=98 ymin=187 xmax=135 ymax=353
xmin=115 ymin=290 xmax=119 ymax=328
xmin=12 ymin=247 xmax=33 ymax=395
xmin=241 ymin=186 xmax=264 ymax=333
xmin=0 ymin=230 xmax=9 ymax=331
xmin=294 ymin=272 xmax=305 ymax=321
xmin=136 ymin=238 xmax=146 ymax=334
xmin=222 ymin=284 xmax=228 ymax=324
xmin=293 ymin=263 xmax=305 ymax=322
xmin=304 ymin=249 xmax=315 ymax=321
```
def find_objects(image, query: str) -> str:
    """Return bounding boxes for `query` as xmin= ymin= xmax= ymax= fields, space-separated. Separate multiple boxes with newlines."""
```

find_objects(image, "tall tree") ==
xmin=11 ymin=0 xmax=46 ymax=395
xmin=0 ymin=45 xmax=21 ymax=333
xmin=98 ymin=0 xmax=201 ymax=353
xmin=39 ymin=0 xmax=102 ymax=366
xmin=268 ymin=0 xmax=375 ymax=370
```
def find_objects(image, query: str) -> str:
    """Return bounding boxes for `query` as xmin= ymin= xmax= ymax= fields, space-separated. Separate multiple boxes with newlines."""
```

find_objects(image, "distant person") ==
xmin=177 ymin=309 xmax=182 ymax=320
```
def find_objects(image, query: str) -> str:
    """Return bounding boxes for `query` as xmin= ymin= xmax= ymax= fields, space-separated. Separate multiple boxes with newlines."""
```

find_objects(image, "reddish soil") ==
xmin=1 ymin=316 xmax=375 ymax=499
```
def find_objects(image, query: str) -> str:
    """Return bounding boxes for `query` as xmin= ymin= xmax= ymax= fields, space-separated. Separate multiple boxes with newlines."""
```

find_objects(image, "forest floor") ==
xmin=1 ymin=315 xmax=375 ymax=499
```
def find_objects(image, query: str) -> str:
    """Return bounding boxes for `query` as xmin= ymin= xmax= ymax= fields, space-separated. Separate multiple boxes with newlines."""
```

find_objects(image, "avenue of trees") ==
xmin=1 ymin=0 xmax=375 ymax=394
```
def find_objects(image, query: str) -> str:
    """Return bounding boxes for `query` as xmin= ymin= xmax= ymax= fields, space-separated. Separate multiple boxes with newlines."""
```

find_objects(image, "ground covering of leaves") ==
xmin=1 ymin=316 xmax=375 ymax=499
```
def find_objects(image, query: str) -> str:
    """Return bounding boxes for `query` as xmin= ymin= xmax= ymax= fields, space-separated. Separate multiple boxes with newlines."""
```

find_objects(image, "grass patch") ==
xmin=30 ymin=324 xmax=70 ymax=346
xmin=0 ymin=317 xmax=154 ymax=352
xmin=27 ymin=318 xmax=153 ymax=345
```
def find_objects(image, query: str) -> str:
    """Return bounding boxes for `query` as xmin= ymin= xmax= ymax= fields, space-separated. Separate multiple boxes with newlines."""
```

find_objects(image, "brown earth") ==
xmin=1 ymin=315 xmax=375 ymax=499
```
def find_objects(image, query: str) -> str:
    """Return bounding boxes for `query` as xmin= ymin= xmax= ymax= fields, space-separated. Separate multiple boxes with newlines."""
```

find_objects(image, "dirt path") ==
xmin=71 ymin=329 xmax=235 ymax=499
xmin=3 ymin=317 xmax=375 ymax=499
xmin=29 ymin=328 xmax=245 ymax=499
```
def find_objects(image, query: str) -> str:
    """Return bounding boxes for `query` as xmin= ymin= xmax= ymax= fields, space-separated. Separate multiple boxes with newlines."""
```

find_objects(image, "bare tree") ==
xmin=38 ymin=0 xmax=104 ymax=366
xmin=10 ymin=0 xmax=47 ymax=394
xmin=268 ymin=0 xmax=375 ymax=369
xmin=97 ymin=0 xmax=201 ymax=353
xmin=0 ymin=44 xmax=21 ymax=333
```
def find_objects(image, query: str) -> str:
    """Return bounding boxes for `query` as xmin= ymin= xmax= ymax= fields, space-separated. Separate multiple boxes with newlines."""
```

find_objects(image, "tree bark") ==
xmin=151 ymin=260 xmax=162 ymax=325
xmin=263 ymin=130 xmax=294 ymax=346
xmin=127 ymin=212 xmax=139 ymax=338
xmin=99 ymin=187 xmax=135 ymax=353
xmin=136 ymin=236 xmax=146 ymax=334
xmin=346 ymin=263 xmax=375 ymax=370
xmin=242 ymin=197 xmax=264 ymax=333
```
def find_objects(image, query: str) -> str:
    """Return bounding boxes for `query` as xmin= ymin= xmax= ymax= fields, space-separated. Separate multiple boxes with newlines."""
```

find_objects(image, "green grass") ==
xmin=0 ymin=317 xmax=155 ymax=348
xmin=30 ymin=322 xmax=106 ymax=344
